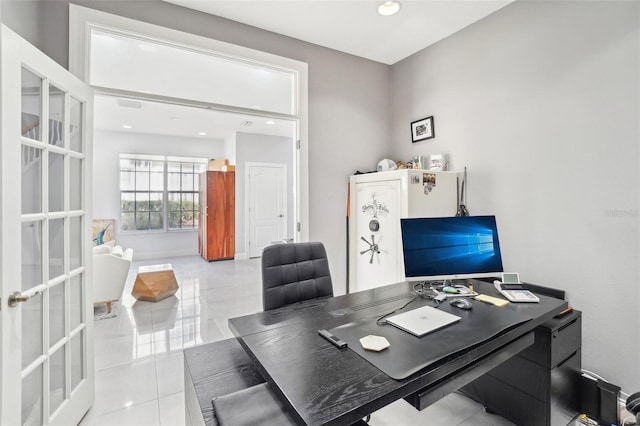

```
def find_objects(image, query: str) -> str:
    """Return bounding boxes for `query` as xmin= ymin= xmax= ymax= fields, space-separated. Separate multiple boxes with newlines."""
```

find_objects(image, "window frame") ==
xmin=119 ymin=154 xmax=207 ymax=233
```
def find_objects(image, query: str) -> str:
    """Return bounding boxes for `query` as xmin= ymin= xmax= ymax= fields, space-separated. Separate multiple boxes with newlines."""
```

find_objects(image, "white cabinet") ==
xmin=348 ymin=170 xmax=457 ymax=293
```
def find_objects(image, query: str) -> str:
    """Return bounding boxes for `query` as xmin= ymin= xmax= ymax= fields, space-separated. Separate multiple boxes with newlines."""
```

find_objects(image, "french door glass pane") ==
xmin=22 ymin=292 xmax=43 ymax=368
xmin=50 ymin=346 xmax=66 ymax=414
xmin=48 ymin=84 xmax=64 ymax=146
xmin=49 ymin=282 xmax=65 ymax=348
xmin=70 ymin=274 xmax=83 ymax=330
xmin=49 ymin=218 xmax=65 ymax=279
xmin=21 ymin=67 xmax=42 ymax=141
xmin=70 ymin=332 xmax=84 ymax=391
xmin=22 ymin=221 xmax=43 ymax=291
xmin=48 ymin=152 xmax=64 ymax=212
xmin=70 ymin=96 xmax=83 ymax=153
xmin=70 ymin=157 xmax=82 ymax=211
xmin=22 ymin=364 xmax=43 ymax=426
xmin=69 ymin=216 xmax=82 ymax=270
xmin=21 ymin=146 xmax=42 ymax=214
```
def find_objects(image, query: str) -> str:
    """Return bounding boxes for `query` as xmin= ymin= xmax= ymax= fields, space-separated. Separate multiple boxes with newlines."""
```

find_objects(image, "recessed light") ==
xmin=122 ymin=125 xmax=132 ymax=129
xmin=198 ymin=131 xmax=207 ymax=136
xmin=266 ymin=120 xmax=275 ymax=125
xmin=378 ymin=1 xmax=401 ymax=16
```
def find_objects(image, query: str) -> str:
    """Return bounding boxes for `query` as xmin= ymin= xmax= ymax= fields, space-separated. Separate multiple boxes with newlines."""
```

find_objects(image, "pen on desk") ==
xmin=318 ymin=329 xmax=348 ymax=349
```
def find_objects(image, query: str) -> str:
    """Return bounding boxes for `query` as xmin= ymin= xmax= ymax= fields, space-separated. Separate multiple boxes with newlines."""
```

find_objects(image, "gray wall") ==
xmin=391 ymin=1 xmax=639 ymax=392
xmin=93 ymin=130 xmax=225 ymax=259
xmin=235 ymin=132 xmax=294 ymax=257
xmin=1 ymin=0 xmax=392 ymax=293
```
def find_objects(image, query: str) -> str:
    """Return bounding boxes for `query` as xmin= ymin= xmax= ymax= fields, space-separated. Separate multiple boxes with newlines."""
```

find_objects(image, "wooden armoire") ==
xmin=198 ymin=171 xmax=235 ymax=261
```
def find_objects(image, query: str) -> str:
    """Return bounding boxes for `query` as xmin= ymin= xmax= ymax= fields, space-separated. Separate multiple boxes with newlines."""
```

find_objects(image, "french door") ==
xmin=1 ymin=25 xmax=94 ymax=425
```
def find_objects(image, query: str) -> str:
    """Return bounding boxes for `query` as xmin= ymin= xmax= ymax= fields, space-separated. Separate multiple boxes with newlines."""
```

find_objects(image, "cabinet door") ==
xmin=204 ymin=171 xmax=235 ymax=260
xmin=352 ymin=180 xmax=402 ymax=292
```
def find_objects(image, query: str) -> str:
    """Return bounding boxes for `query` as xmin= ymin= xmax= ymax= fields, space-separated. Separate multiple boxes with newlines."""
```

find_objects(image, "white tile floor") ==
xmin=79 ymin=256 xmax=515 ymax=426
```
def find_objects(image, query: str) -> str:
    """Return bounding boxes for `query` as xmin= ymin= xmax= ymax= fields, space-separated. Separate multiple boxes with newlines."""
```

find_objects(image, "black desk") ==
xmin=228 ymin=279 xmax=567 ymax=426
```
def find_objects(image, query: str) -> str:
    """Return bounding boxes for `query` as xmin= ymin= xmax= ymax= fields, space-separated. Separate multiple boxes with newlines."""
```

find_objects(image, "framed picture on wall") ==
xmin=410 ymin=116 xmax=435 ymax=143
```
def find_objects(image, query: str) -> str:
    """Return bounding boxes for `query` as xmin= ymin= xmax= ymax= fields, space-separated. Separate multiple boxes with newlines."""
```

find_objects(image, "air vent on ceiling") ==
xmin=240 ymin=121 xmax=253 ymax=127
xmin=117 ymin=98 xmax=144 ymax=109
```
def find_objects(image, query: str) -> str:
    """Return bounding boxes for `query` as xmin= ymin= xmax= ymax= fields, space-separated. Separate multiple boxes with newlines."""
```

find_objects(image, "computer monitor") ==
xmin=400 ymin=215 xmax=504 ymax=282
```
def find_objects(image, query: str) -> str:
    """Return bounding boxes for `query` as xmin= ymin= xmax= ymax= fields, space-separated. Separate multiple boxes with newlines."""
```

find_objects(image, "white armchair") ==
xmin=93 ymin=244 xmax=133 ymax=313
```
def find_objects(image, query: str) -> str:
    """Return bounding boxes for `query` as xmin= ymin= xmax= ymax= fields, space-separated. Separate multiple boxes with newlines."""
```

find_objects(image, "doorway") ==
xmin=69 ymin=5 xmax=309 ymax=256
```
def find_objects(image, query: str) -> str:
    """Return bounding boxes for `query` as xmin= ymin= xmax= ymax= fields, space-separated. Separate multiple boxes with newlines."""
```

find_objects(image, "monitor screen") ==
xmin=400 ymin=215 xmax=504 ymax=281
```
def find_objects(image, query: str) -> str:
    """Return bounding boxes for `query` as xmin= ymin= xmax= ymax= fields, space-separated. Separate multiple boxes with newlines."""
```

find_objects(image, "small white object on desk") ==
xmin=360 ymin=335 xmax=390 ymax=352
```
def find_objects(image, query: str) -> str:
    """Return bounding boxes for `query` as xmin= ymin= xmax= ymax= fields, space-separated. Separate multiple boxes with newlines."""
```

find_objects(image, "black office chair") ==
xmin=212 ymin=242 xmax=368 ymax=425
xmin=261 ymin=241 xmax=334 ymax=311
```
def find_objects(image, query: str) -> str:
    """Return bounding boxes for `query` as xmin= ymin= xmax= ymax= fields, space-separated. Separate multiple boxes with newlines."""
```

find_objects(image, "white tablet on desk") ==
xmin=385 ymin=305 xmax=461 ymax=337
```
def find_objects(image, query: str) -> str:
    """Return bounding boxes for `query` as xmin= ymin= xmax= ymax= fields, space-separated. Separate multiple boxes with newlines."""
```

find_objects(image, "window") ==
xmin=120 ymin=155 xmax=207 ymax=232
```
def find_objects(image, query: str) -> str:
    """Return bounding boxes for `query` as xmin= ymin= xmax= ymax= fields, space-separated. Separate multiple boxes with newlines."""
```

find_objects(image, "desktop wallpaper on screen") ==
xmin=401 ymin=216 xmax=504 ymax=279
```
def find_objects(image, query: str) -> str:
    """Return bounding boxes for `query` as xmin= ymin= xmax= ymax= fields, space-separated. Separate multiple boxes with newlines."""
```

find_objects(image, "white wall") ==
xmin=391 ymin=1 xmax=640 ymax=392
xmin=93 ymin=130 xmax=224 ymax=259
xmin=223 ymin=132 xmax=237 ymax=166
xmin=234 ymin=132 xmax=294 ymax=256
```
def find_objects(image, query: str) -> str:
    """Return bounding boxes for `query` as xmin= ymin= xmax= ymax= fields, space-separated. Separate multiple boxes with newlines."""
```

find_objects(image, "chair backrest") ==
xmin=261 ymin=242 xmax=334 ymax=311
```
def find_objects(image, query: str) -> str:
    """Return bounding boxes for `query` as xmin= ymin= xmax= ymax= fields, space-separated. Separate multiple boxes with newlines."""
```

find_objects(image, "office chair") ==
xmin=213 ymin=242 xmax=369 ymax=425
xmin=627 ymin=392 xmax=640 ymax=424
xmin=261 ymin=241 xmax=334 ymax=311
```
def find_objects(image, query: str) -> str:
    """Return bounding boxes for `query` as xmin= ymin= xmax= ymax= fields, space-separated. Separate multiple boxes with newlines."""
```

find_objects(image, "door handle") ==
xmin=278 ymin=214 xmax=284 ymax=218
xmin=8 ymin=290 xmax=40 ymax=308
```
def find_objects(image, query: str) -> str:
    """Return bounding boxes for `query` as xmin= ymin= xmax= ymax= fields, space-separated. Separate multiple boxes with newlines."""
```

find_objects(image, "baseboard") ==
xmin=133 ymin=249 xmax=198 ymax=260
xmin=132 ymin=250 xmax=251 ymax=261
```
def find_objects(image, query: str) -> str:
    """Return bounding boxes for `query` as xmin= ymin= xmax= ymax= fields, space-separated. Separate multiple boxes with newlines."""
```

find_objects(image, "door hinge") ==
xmin=297 ymin=140 xmax=301 ymax=150
xmin=297 ymin=222 xmax=301 ymax=232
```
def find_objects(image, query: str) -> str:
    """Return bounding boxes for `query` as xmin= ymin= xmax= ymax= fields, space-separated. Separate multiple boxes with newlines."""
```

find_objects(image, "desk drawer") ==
xmin=520 ymin=310 xmax=581 ymax=368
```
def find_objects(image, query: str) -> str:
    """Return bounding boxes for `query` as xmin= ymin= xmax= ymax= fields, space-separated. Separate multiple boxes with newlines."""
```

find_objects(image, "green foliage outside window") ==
xmin=119 ymin=157 xmax=206 ymax=232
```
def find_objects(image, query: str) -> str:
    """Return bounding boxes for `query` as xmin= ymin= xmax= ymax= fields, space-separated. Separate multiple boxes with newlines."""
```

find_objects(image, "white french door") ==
xmin=248 ymin=163 xmax=287 ymax=257
xmin=1 ymin=25 xmax=94 ymax=425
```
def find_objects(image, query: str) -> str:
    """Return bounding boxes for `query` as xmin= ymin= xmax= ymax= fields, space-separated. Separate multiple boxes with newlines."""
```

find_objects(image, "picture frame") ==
xmin=410 ymin=116 xmax=435 ymax=143
xmin=429 ymin=154 xmax=448 ymax=171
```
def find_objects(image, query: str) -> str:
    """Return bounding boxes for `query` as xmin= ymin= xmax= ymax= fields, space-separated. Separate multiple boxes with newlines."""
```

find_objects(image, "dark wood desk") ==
xmin=228 ymin=279 xmax=567 ymax=426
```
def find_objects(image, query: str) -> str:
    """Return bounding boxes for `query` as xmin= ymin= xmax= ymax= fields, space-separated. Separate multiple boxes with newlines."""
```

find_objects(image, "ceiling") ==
xmin=95 ymin=0 xmax=513 ymax=140
xmin=162 ymin=0 xmax=514 ymax=65
xmin=94 ymin=95 xmax=296 ymax=140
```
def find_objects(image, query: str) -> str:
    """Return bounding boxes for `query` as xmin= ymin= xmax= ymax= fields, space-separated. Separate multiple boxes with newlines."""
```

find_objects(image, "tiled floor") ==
xmin=79 ymin=255 xmax=515 ymax=426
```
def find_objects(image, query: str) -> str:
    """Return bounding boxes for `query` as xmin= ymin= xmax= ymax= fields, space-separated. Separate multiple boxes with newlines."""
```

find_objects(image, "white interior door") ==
xmin=248 ymin=163 xmax=287 ymax=257
xmin=0 ymin=25 xmax=94 ymax=425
